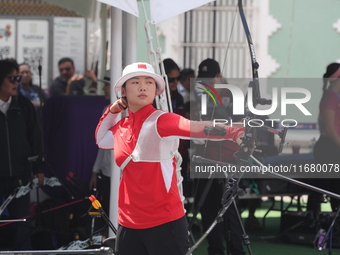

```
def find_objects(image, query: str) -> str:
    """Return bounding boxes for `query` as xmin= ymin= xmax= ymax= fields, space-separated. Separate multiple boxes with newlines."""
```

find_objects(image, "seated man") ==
xmin=50 ymin=57 xmax=85 ymax=96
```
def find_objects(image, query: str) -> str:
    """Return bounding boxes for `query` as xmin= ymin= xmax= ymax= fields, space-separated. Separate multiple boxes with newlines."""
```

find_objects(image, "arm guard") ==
xmin=204 ymin=124 xmax=226 ymax=137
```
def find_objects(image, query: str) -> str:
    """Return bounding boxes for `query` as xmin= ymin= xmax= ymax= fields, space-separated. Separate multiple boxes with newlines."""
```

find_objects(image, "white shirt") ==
xmin=177 ymin=83 xmax=190 ymax=104
xmin=92 ymin=105 xmax=112 ymax=177
xmin=0 ymin=97 xmax=12 ymax=115
xmin=92 ymin=148 xmax=112 ymax=177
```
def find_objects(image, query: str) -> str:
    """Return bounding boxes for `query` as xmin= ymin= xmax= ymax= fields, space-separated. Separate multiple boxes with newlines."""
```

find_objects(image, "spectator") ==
xmin=193 ymin=58 xmax=246 ymax=255
xmin=308 ymin=62 xmax=340 ymax=217
xmin=85 ymin=69 xmax=98 ymax=95
xmin=49 ymin=57 xmax=85 ymax=96
xmin=178 ymin=68 xmax=195 ymax=104
xmin=0 ymin=59 xmax=44 ymax=250
xmin=163 ymin=58 xmax=185 ymax=114
xmin=89 ymin=70 xmax=112 ymax=236
xmin=18 ymin=63 xmax=48 ymax=120
xmin=163 ymin=59 xmax=190 ymax=197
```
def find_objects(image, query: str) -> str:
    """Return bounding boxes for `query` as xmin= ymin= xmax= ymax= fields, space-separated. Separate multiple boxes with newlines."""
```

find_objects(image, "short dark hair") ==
xmin=58 ymin=57 xmax=74 ymax=67
xmin=323 ymin=62 xmax=340 ymax=93
xmin=180 ymin=68 xmax=195 ymax=81
xmin=0 ymin=59 xmax=19 ymax=86
xmin=323 ymin=63 xmax=340 ymax=79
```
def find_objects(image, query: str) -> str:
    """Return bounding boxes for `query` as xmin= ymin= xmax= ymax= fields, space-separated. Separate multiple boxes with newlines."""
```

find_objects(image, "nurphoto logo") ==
xmin=200 ymin=84 xmax=312 ymax=128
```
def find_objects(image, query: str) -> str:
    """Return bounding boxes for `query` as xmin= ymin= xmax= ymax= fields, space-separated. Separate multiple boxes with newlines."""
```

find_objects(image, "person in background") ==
xmin=177 ymin=68 xmax=196 ymax=198
xmin=163 ymin=58 xmax=184 ymax=114
xmin=163 ymin=59 xmax=190 ymax=197
xmin=18 ymin=63 xmax=48 ymax=119
xmin=85 ymin=69 xmax=98 ymax=95
xmin=49 ymin=57 xmax=85 ymax=96
xmin=89 ymin=70 xmax=112 ymax=236
xmin=193 ymin=58 xmax=246 ymax=255
xmin=178 ymin=68 xmax=195 ymax=104
xmin=0 ymin=59 xmax=44 ymax=250
xmin=308 ymin=62 xmax=340 ymax=217
xmin=95 ymin=62 xmax=245 ymax=255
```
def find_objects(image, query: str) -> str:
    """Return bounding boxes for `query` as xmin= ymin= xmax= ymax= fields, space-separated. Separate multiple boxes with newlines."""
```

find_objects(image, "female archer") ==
xmin=95 ymin=62 xmax=245 ymax=255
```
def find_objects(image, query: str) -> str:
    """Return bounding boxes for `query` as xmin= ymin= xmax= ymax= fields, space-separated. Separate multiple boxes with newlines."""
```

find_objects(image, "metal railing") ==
xmin=181 ymin=0 xmax=255 ymax=78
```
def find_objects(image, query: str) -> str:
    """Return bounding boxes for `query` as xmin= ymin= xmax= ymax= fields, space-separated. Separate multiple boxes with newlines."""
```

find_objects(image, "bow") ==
xmin=234 ymin=0 xmax=287 ymax=164
xmin=186 ymin=2 xmax=288 ymax=253
xmin=57 ymin=235 xmax=103 ymax=250
xmin=0 ymin=177 xmax=62 ymax=217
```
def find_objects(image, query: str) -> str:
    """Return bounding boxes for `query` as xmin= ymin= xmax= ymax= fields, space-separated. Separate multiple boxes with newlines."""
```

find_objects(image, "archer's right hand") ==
xmin=110 ymin=97 xmax=128 ymax=113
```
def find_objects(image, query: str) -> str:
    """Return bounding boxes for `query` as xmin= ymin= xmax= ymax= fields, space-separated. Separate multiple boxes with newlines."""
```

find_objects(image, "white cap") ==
xmin=114 ymin=62 xmax=165 ymax=95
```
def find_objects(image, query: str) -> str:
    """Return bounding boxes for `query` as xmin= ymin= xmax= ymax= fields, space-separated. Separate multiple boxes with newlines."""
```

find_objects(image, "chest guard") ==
xmin=120 ymin=110 xmax=179 ymax=170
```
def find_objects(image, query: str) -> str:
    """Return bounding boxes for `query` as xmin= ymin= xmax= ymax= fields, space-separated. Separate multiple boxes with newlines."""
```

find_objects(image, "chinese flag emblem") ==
xmin=138 ymin=64 xmax=147 ymax=69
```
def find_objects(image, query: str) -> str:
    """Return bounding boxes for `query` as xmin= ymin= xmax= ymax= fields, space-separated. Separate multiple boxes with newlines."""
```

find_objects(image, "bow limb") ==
xmin=236 ymin=0 xmax=283 ymax=162
xmin=234 ymin=0 xmax=260 ymax=162
xmin=238 ymin=0 xmax=259 ymax=82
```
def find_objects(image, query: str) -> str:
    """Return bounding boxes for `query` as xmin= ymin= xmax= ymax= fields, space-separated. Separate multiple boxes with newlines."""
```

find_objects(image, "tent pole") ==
xmin=109 ymin=6 xmax=123 ymax=238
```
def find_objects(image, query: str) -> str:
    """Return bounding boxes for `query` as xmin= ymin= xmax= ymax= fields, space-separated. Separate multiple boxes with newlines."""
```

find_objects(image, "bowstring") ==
xmin=201 ymin=1 xmax=239 ymax=164
xmin=221 ymin=4 xmax=239 ymax=77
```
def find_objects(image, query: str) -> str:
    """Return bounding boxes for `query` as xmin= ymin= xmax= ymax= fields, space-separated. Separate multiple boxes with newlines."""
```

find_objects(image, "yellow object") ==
xmin=88 ymin=211 xmax=101 ymax=216
xmin=92 ymin=199 xmax=102 ymax=209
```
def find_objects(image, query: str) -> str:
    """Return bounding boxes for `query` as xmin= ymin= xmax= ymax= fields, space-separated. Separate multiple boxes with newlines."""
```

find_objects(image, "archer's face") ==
xmin=122 ymin=76 xmax=157 ymax=112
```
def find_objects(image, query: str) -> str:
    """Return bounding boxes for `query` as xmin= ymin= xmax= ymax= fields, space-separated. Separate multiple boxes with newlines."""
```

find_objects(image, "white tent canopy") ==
xmin=97 ymin=0 xmax=139 ymax=17
xmin=44 ymin=0 xmax=216 ymax=24
xmin=149 ymin=0 xmax=215 ymax=24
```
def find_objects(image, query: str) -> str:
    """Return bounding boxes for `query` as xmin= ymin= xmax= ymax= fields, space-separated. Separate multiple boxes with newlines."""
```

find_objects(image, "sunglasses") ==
xmin=59 ymin=67 xmax=72 ymax=72
xmin=6 ymin=75 xmax=22 ymax=83
xmin=167 ymin=75 xmax=181 ymax=83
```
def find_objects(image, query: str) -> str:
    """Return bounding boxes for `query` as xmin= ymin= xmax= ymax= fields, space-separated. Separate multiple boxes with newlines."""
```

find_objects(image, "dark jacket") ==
xmin=50 ymin=77 xmax=85 ymax=96
xmin=0 ymin=95 xmax=42 ymax=177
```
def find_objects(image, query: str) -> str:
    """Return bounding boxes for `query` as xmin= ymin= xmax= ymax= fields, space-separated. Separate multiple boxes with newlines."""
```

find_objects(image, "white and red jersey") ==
xmin=95 ymin=104 xmax=243 ymax=229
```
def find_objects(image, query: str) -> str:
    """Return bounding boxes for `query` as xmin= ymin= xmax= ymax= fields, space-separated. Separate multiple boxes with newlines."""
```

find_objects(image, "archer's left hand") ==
xmin=236 ymin=133 xmax=256 ymax=153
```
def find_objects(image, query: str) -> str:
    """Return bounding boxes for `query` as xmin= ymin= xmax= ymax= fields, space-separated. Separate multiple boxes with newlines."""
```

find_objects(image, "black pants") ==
xmin=115 ymin=216 xmax=189 ymax=255
xmin=0 ymin=175 xmax=32 ymax=250
xmin=196 ymin=179 xmax=246 ymax=255
xmin=308 ymin=135 xmax=340 ymax=214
